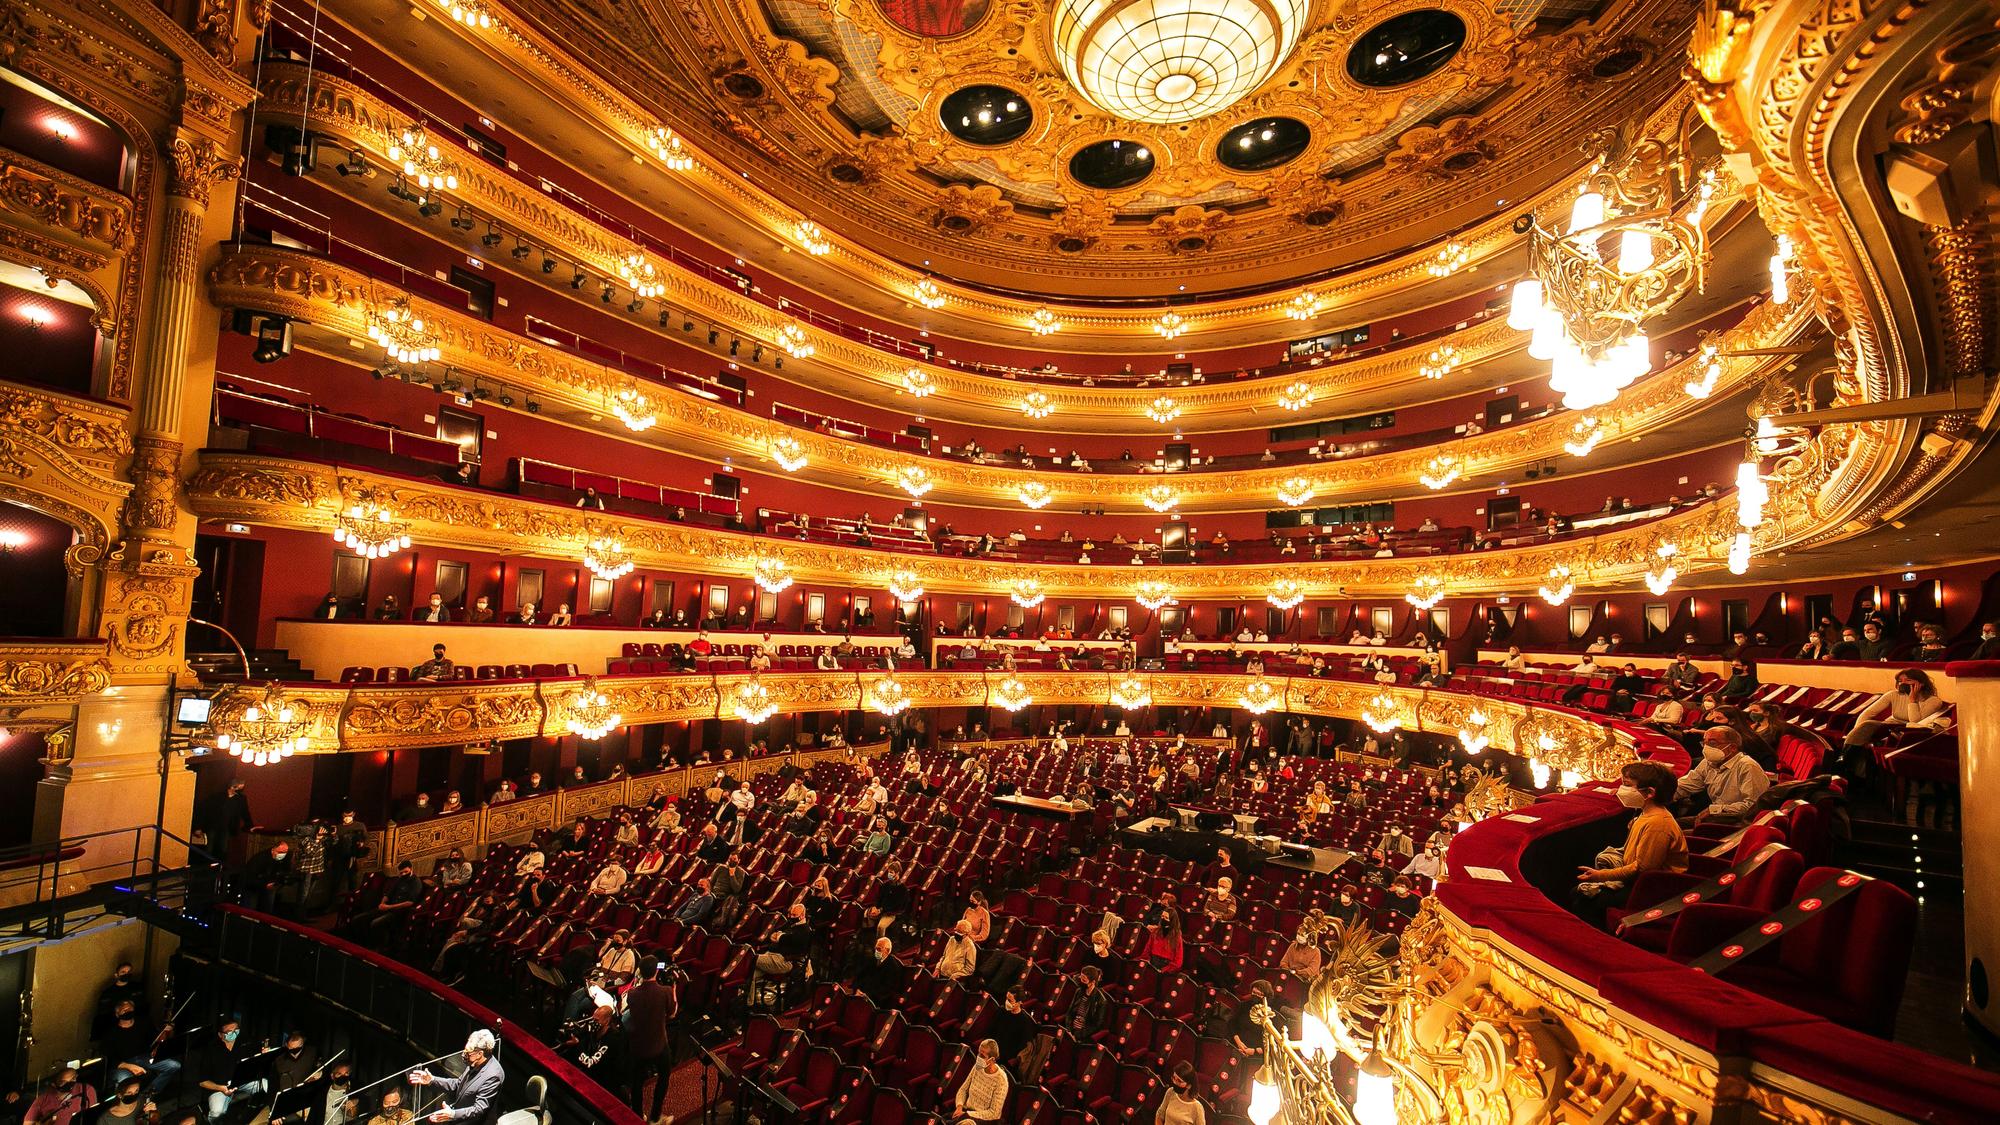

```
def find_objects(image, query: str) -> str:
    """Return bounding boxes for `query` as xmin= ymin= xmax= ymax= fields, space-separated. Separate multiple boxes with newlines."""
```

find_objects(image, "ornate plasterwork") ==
xmin=0 ymin=156 xmax=131 ymax=251
xmin=206 ymin=244 xmax=1813 ymax=510
xmin=188 ymin=451 xmax=1772 ymax=597
xmin=0 ymin=640 xmax=113 ymax=700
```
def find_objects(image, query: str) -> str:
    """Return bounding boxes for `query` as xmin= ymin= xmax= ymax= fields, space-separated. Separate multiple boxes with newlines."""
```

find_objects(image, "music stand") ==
xmin=270 ymin=1076 xmax=331 ymax=1124
xmin=230 ymin=1046 xmax=280 ymax=1092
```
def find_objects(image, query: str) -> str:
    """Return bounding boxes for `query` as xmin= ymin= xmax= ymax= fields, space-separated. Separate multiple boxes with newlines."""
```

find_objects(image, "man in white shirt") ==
xmin=1236 ymin=626 xmax=1255 ymax=643
xmin=1402 ymin=846 xmax=1443 ymax=881
xmin=1673 ymin=727 xmax=1770 ymax=823
xmin=1585 ymin=636 xmax=1610 ymax=654
xmin=1575 ymin=653 xmax=1600 ymax=674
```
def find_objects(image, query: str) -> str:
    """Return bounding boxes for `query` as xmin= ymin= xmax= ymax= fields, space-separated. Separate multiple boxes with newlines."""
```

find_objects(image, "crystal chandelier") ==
xmin=1509 ymin=128 xmax=1710 ymax=411
xmin=430 ymin=0 xmax=494 ymax=29
xmin=1009 ymin=578 xmax=1046 ymax=608
xmin=912 ymin=279 xmax=946 ymax=309
xmin=366 ymin=296 xmax=441 ymax=364
xmin=1145 ymin=396 xmax=1181 ymax=424
xmin=1284 ymin=290 xmax=1321 ymax=321
xmin=1684 ymin=342 xmax=1722 ymax=399
xmin=1361 ymin=690 xmax=1402 ymax=733
xmin=770 ymin=435 xmax=808 ymax=472
xmin=1457 ymin=708 xmax=1490 ymax=755
xmin=793 ymin=219 xmax=830 ymax=256
xmin=1644 ymin=541 xmax=1679 ymax=596
xmin=1109 ymin=676 xmax=1153 ymax=710
xmin=1538 ymin=565 xmax=1574 ymax=606
xmin=893 ymin=465 xmax=933 ymax=498
xmin=1418 ymin=345 xmax=1458 ymax=380
xmin=1404 ymin=575 xmax=1446 ymax=610
xmin=990 ymin=676 xmax=1033 ymax=712
xmin=1562 ymin=415 xmax=1603 ymax=457
xmin=1021 ymin=392 xmax=1054 ymax=419
xmin=566 ymin=677 xmax=623 ymax=740
xmin=1140 ymin=484 xmax=1180 ymax=513
xmin=733 ymin=677 xmax=777 ymax=724
xmin=1728 ymin=532 xmax=1753 ymax=575
xmin=1152 ymin=311 xmax=1187 ymax=340
xmin=1418 ymin=453 xmax=1461 ymax=490
xmin=1134 ymin=581 xmax=1177 ymax=611
xmin=1017 ymin=481 xmax=1054 ymax=510
xmin=886 ymin=569 xmax=925 ymax=602
xmin=752 ymin=557 xmax=793 ymax=594
xmin=389 ymin=124 xmax=457 ymax=192
xmin=901 ymin=368 xmax=936 ymax=398
xmin=646 ymin=126 xmax=693 ymax=171
xmin=1052 ymin=0 xmax=1309 ymax=124
xmin=1276 ymin=380 xmax=1314 ymax=411
xmin=1266 ymin=579 xmax=1305 ymax=611
xmin=611 ymin=385 xmax=657 ymax=432
xmin=1427 ymin=242 xmax=1469 ymax=277
xmin=867 ymin=676 xmax=911 ymax=716
xmin=1275 ymin=477 xmax=1316 ymax=507
xmin=583 ymin=537 xmax=635 ymax=580
xmin=1239 ymin=679 xmax=1281 ymax=715
xmin=1769 ymin=233 xmax=1795 ymax=304
xmin=211 ymin=683 xmax=311 ymax=766
xmin=1029 ymin=307 xmax=1061 ymax=335
xmin=616 ymin=248 xmax=664 ymax=299
xmin=333 ymin=500 xmax=412 ymax=559
xmin=776 ymin=322 xmax=815 ymax=358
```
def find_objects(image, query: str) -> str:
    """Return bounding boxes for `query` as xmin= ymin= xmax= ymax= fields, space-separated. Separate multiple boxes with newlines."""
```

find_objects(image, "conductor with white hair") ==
xmin=409 ymin=1030 xmax=504 ymax=1125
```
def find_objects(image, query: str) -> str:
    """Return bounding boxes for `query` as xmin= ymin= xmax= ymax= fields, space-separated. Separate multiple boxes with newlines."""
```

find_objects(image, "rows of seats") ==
xmin=214 ymin=383 xmax=460 ymax=463
xmin=606 ymin=640 xmax=920 ymax=675
xmin=512 ymin=457 xmax=740 ymax=516
xmin=338 ymin=660 xmax=580 ymax=682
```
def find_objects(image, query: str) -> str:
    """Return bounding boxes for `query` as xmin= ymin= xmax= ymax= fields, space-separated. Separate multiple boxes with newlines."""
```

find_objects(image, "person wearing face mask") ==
xmin=1572 ymin=761 xmax=1687 ymax=926
xmin=239 ymin=839 xmax=292 ymax=913
xmin=1974 ymin=621 xmax=2000 ymax=661
xmin=1716 ymin=659 xmax=1759 ymax=699
xmin=985 ymin=986 xmax=1038 ymax=1070
xmin=366 ymin=1086 xmax=414 ymax=1125
xmin=1278 ymin=928 xmax=1323 ymax=982
xmin=98 ymin=1075 xmax=151 ymax=1123
xmin=271 ymin=1031 xmax=319 ymax=1094
xmin=103 ymin=998 xmax=182 ymax=1095
xmin=596 ymin=930 xmax=638 ymax=983
xmin=1328 ymin=885 xmax=1366 ymax=928
xmin=1840 ymin=667 xmax=1950 ymax=777
xmin=1674 ymin=727 xmax=1771 ymax=824
xmin=24 ymin=1065 xmax=95 ymax=1125
xmin=407 ymin=1030 xmax=503 ymax=1125
xmin=1156 ymin=1060 xmax=1208 ymax=1125
xmin=194 ymin=1020 xmax=263 ymax=1121
xmin=1081 ymin=929 xmax=1123 ymax=986
xmin=320 ymin=1064 xmax=358 ymax=1125
xmin=951 ymin=1040 xmax=1009 ymax=1125
xmin=846 ymin=936 xmax=907 ymax=1009
xmin=1401 ymin=845 xmax=1444 ymax=882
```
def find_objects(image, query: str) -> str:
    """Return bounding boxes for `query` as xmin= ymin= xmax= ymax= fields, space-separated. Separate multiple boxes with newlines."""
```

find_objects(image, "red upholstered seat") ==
xmin=1609 ymin=846 xmax=1806 ymax=952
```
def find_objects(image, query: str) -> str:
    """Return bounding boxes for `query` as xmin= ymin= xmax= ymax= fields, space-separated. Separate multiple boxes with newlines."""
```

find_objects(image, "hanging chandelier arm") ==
xmin=1759 ymin=375 xmax=1988 ymax=429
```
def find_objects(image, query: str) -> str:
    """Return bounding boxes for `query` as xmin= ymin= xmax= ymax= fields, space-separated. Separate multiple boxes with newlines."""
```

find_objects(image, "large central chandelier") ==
xmin=566 ymin=677 xmax=623 ymax=740
xmin=733 ymin=677 xmax=777 ymax=724
xmin=752 ymin=556 xmax=793 ymax=593
xmin=1509 ymin=127 xmax=1712 ymax=411
xmin=1052 ymin=0 xmax=1310 ymax=124
xmin=1275 ymin=476 xmax=1316 ymax=507
xmin=1009 ymin=578 xmax=1046 ymax=608
xmin=1133 ymin=580 xmax=1177 ymax=611
xmin=366 ymin=296 xmax=441 ymax=365
xmin=333 ymin=500 xmax=412 ymax=559
xmin=583 ymin=537 xmax=635 ymax=580
xmin=211 ymin=683 xmax=312 ymax=766
xmin=1017 ymin=481 xmax=1054 ymax=510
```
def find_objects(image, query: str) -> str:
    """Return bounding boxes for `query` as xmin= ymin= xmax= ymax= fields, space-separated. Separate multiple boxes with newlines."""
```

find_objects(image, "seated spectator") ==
xmin=547 ymin=602 xmax=574 ymax=627
xmin=640 ymin=608 xmax=670 ymax=628
xmin=961 ymin=890 xmax=992 ymax=942
xmin=596 ymin=929 xmax=638 ymax=981
xmin=413 ymin=644 xmax=454 ymax=681
xmin=490 ymin=779 xmax=518 ymax=804
xmin=1674 ymin=727 xmax=1770 ymax=824
xmin=1279 ymin=929 xmax=1323 ymax=981
xmin=1975 ymin=621 xmax=2000 ymax=660
xmin=1202 ymin=878 xmax=1239 ymax=921
xmin=1661 ymin=651 xmax=1701 ymax=695
xmin=374 ymin=595 xmax=402 ymax=620
xmin=1840 ymin=667 xmax=1950 ymax=776
xmin=1794 ymin=632 xmax=1830 ymax=660
xmin=413 ymin=593 xmax=452 ymax=623
xmin=1855 ymin=621 xmax=1892 ymax=660
xmin=1716 ymin=659 xmax=1758 ymax=699
xmin=864 ymin=860 xmax=910 ymax=935
xmin=512 ymin=601 xmax=539 ymax=626
xmin=1501 ymin=645 xmax=1527 ymax=672
xmin=437 ymin=790 xmax=464 ymax=815
xmin=951 ymin=1040 xmax=1009 ymax=1125
xmin=1913 ymin=623 xmax=1949 ymax=662
xmin=1065 ymin=966 xmax=1110 ymax=1039
xmin=1143 ymin=909 xmax=1185 ymax=972
xmin=575 ymin=486 xmax=607 ymax=510
xmin=432 ymin=849 xmax=472 ymax=887
xmin=1228 ymin=981 xmax=1277 ymax=1070
xmin=1584 ymin=635 xmax=1610 ymax=654
xmin=514 ymin=847 xmax=545 ymax=875
xmin=588 ymin=859 xmax=629 ymax=896
xmin=845 ymin=936 xmax=906 ymax=1008
xmin=934 ymin=921 xmax=977 ymax=981
xmin=466 ymin=596 xmax=496 ymax=623
xmin=1402 ymin=845 xmax=1443 ymax=881
xmin=1608 ymin=664 xmax=1646 ymax=697
xmin=1383 ymin=877 xmax=1422 ymax=918
xmin=1572 ymin=760 xmax=1687 ymax=925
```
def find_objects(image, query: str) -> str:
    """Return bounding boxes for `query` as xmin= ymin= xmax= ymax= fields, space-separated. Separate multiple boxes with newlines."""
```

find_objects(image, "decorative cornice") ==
xmin=0 ymin=638 xmax=113 ymax=701
xmin=0 ymin=386 xmax=135 ymax=464
xmin=188 ymin=451 xmax=1765 ymax=597
xmin=0 ymin=152 xmax=131 ymax=251
xmin=205 ymin=244 xmax=1813 ymax=511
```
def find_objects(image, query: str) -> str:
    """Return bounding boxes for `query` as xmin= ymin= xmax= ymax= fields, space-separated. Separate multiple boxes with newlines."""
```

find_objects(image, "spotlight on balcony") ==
xmin=337 ymin=148 xmax=368 ymax=176
xmin=541 ymin=255 xmax=557 ymax=274
xmin=571 ymin=271 xmax=588 ymax=289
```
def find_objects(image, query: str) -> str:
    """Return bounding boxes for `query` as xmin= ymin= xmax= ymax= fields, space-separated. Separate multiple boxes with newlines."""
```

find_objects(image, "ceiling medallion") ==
xmin=1133 ymin=580 xmax=1177 ymax=611
xmin=770 ymin=435 xmax=808 ymax=472
xmin=1276 ymin=380 xmax=1314 ymax=411
xmin=1152 ymin=311 xmax=1188 ymax=339
xmin=776 ymin=322 xmax=815 ymax=358
xmin=1141 ymin=484 xmax=1181 ymax=512
xmin=1009 ymin=578 xmax=1046 ymax=607
xmin=901 ymin=368 xmax=936 ymax=397
xmin=793 ymin=219 xmax=831 ymax=255
xmin=1418 ymin=344 xmax=1458 ymax=380
xmin=366 ymin=295 xmax=441 ymax=365
xmin=1426 ymin=241 xmax=1470 ymax=277
xmin=583 ymin=537 xmax=635 ymax=580
xmin=1510 ymin=126 xmax=1710 ymax=410
xmin=1284 ymin=290 xmax=1322 ymax=321
xmin=1563 ymin=415 xmax=1603 ymax=457
xmin=1028 ymin=307 xmax=1062 ymax=335
xmin=1275 ymin=476 xmax=1316 ymax=507
xmin=389 ymin=124 xmax=457 ymax=193
xmin=752 ymin=556 xmax=794 ymax=594
xmin=1144 ymin=395 xmax=1181 ymax=424
xmin=887 ymin=569 xmax=926 ymax=601
xmin=610 ymin=385 xmax=657 ymax=432
xmin=1052 ymin=0 xmax=1312 ymax=124
xmin=893 ymin=465 xmax=933 ymax=497
xmin=1017 ymin=481 xmax=1055 ymax=509
xmin=1266 ymin=579 xmax=1306 ymax=610
xmin=1404 ymin=575 xmax=1447 ymax=610
xmin=1538 ymin=566 xmax=1573 ymax=606
xmin=646 ymin=126 xmax=694 ymax=171
xmin=1419 ymin=453 xmax=1461 ymax=490
xmin=1021 ymin=391 xmax=1055 ymax=419
xmin=912 ymin=278 xmax=947 ymax=309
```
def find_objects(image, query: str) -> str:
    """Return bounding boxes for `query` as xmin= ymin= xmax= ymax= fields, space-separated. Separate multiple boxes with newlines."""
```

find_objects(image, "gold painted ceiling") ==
xmin=499 ymin=0 xmax=1703 ymax=298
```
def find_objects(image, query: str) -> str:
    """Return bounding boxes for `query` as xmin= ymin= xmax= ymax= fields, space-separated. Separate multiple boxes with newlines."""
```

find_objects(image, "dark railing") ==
xmin=0 ymin=826 xmax=216 ymax=940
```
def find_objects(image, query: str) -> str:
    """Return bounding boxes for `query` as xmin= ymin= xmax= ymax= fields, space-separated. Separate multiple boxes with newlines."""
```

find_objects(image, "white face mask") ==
xmin=1614 ymin=785 xmax=1646 ymax=808
xmin=1702 ymin=747 xmax=1726 ymax=764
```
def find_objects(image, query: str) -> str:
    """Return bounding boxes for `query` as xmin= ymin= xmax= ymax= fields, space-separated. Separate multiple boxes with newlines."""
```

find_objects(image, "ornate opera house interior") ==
xmin=5 ymin=0 xmax=2000 ymax=1122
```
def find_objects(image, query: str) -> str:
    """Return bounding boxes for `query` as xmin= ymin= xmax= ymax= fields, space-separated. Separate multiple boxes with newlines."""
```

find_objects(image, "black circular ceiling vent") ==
xmin=1346 ymin=10 xmax=1468 ymax=88
xmin=941 ymin=85 xmax=1033 ymax=145
xmin=1069 ymin=138 xmax=1155 ymax=190
xmin=1216 ymin=117 xmax=1311 ymax=172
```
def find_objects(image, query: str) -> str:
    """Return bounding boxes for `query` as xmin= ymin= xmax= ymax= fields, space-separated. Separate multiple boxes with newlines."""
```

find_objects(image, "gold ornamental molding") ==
xmin=188 ymin=450 xmax=1774 ymax=597
xmin=0 ymin=385 xmax=133 ymax=562
xmin=0 ymin=639 xmax=114 ymax=702
xmin=205 ymin=245 xmax=1811 ymax=511
xmin=0 ymin=154 xmax=132 ymax=254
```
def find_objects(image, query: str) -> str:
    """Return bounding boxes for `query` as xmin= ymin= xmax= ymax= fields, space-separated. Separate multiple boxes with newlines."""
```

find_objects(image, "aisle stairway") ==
xmin=186 ymin=646 xmax=309 ymax=683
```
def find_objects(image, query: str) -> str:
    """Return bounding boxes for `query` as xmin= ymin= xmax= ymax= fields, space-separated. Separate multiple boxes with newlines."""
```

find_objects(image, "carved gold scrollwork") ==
xmin=0 ymin=641 xmax=112 ymax=699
